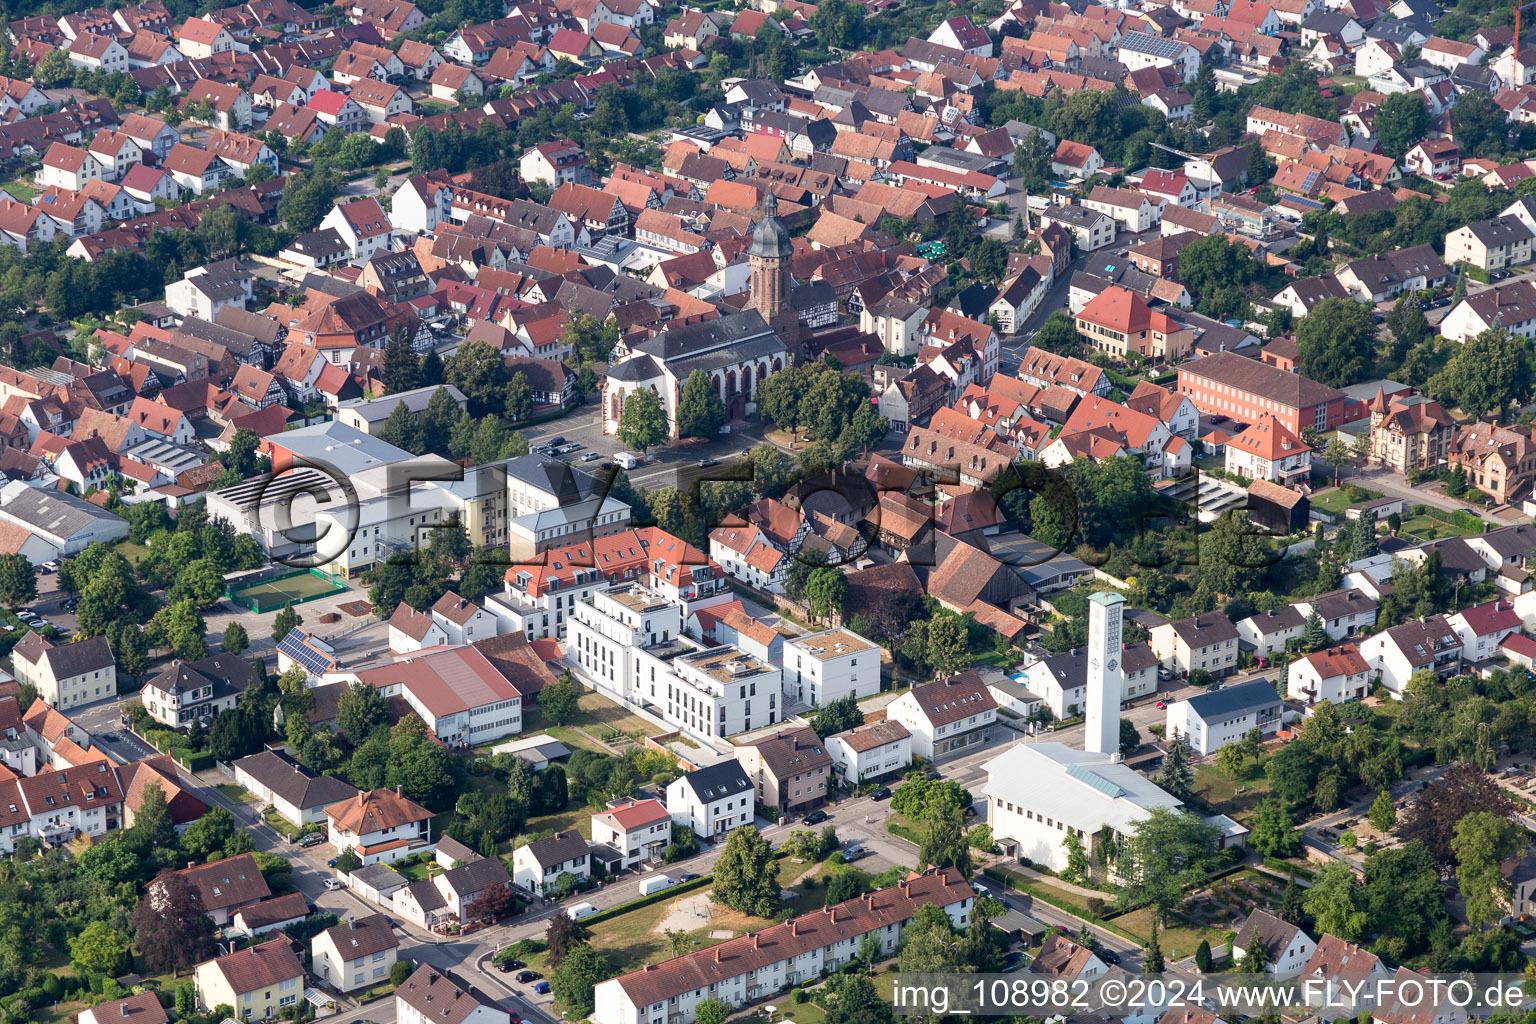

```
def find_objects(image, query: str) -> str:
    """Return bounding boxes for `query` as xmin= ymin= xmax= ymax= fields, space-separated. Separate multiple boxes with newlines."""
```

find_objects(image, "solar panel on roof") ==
xmin=1066 ymin=763 xmax=1125 ymax=798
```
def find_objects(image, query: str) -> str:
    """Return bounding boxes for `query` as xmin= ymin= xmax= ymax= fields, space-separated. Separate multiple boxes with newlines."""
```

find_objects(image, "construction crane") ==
xmin=1149 ymin=141 xmax=1210 ymax=162
xmin=1513 ymin=0 xmax=1536 ymax=79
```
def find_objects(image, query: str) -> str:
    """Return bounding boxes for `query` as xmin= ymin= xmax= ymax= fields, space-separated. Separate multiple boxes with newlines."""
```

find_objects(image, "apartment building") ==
xmin=887 ymin=673 xmax=998 ymax=761
xmin=591 ymin=869 xmax=975 ymax=1024
xmin=193 ymin=939 xmax=304 ymax=1022
xmin=782 ymin=629 xmax=880 ymax=707
xmin=1149 ymin=614 xmax=1241 ymax=679
xmin=825 ymin=719 xmax=912 ymax=784
xmin=1177 ymin=351 xmax=1348 ymax=434
xmin=11 ymin=633 xmax=115 ymax=711
xmin=1444 ymin=215 xmax=1535 ymax=272
xmin=313 ymin=915 xmax=398 ymax=994
xmin=568 ymin=585 xmax=781 ymax=741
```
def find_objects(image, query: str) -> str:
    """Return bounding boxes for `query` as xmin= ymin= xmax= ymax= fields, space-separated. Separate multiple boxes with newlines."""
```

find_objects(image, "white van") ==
xmin=615 ymin=453 xmax=641 ymax=469
xmin=567 ymin=901 xmax=600 ymax=921
xmin=638 ymin=875 xmax=676 ymax=896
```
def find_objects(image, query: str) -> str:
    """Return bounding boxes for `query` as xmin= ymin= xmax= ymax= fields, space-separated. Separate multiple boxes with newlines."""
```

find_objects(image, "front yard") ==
xmin=1192 ymin=760 xmax=1273 ymax=821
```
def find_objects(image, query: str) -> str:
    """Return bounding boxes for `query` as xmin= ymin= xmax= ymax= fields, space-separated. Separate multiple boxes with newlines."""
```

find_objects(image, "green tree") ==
xmin=271 ymin=603 xmax=300 ymax=642
xmin=1033 ymin=312 xmax=1081 ymax=354
xmin=1453 ymin=810 xmax=1523 ymax=928
xmin=1247 ymin=798 xmax=1302 ymax=858
xmin=1143 ymin=920 xmax=1164 ymax=975
xmin=220 ymin=621 xmax=249 ymax=655
xmin=694 ymin=998 xmax=732 ymax=1024
xmin=1120 ymin=719 xmax=1142 ymax=754
xmin=504 ymin=371 xmax=533 ymax=422
xmin=550 ymin=943 xmax=609 ymax=1017
xmin=677 ymin=369 xmax=726 ymax=439
xmin=1435 ymin=326 xmax=1533 ymax=421
xmin=381 ymin=322 xmax=420 ymax=395
xmin=446 ymin=339 xmax=512 ymax=416
xmin=1304 ymin=861 xmax=1368 ymax=940
xmin=335 ymin=848 xmax=362 ymax=874
xmin=378 ymin=400 xmax=419 ymax=453
xmin=69 ymin=920 xmax=131 ymax=978
xmin=539 ymin=676 xmax=582 ymax=725
xmin=1368 ymin=790 xmax=1397 ymax=834
xmin=1302 ymin=609 xmax=1330 ymax=651
xmin=1374 ymin=93 xmax=1430 ymax=159
xmin=617 ymin=387 xmax=668 ymax=453
xmin=1155 ymin=738 xmax=1195 ymax=799
xmin=711 ymin=826 xmax=781 ymax=916
xmin=1116 ymin=807 xmax=1220 ymax=924
xmin=919 ymin=805 xmax=973 ymax=878
xmin=805 ymin=566 xmax=848 ymax=622
xmin=1451 ymin=89 xmax=1507 ymax=157
xmin=1195 ymin=939 xmax=1212 ymax=973
xmin=0 ymin=554 xmax=36 ymax=607
xmin=1201 ymin=509 xmax=1270 ymax=597
xmin=926 ymin=614 xmax=968 ymax=675
xmin=810 ymin=696 xmax=863 ymax=738
xmin=1295 ymin=298 xmax=1376 ymax=388
xmin=336 ymin=680 xmax=390 ymax=745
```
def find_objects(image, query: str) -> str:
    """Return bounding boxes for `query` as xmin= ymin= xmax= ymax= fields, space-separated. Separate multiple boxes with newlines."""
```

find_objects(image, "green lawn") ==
xmin=1 ymin=176 xmax=37 ymax=202
xmin=1308 ymin=488 xmax=1357 ymax=515
xmin=217 ymin=783 xmax=252 ymax=802
xmin=115 ymin=540 xmax=151 ymax=565
xmin=1192 ymin=761 xmax=1272 ymax=821
xmin=1400 ymin=514 xmax=1478 ymax=540
xmin=263 ymin=807 xmax=300 ymax=836
xmin=396 ymin=859 xmax=436 ymax=882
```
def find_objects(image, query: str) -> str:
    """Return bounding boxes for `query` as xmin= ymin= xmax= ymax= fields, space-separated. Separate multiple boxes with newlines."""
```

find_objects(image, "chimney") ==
xmin=790 ymin=921 xmax=799 ymax=936
xmin=714 ymin=948 xmax=722 ymax=963
xmin=752 ymin=935 xmax=761 ymax=949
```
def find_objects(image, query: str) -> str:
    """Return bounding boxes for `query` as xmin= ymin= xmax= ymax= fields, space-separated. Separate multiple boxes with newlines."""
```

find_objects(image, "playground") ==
xmin=226 ymin=569 xmax=347 ymax=612
xmin=655 ymin=893 xmax=718 ymax=934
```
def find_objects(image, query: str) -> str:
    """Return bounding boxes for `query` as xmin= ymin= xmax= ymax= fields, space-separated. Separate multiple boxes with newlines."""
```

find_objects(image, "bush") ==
xmin=793 ymin=990 xmax=810 ymax=1004
xmin=390 ymin=961 xmax=411 ymax=986
xmin=41 ymin=975 xmax=61 ymax=1001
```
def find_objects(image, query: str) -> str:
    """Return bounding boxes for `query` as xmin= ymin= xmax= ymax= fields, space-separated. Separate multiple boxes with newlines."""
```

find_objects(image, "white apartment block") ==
xmin=567 ymin=585 xmax=783 ymax=741
xmin=665 ymin=761 xmax=754 ymax=840
xmin=782 ymin=629 xmax=880 ymax=707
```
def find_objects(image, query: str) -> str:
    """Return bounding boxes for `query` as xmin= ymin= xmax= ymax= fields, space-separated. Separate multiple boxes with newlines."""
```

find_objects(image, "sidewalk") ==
xmin=1007 ymin=863 xmax=1116 ymax=901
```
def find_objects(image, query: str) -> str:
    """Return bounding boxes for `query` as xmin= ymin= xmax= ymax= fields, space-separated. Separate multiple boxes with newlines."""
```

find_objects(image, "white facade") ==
xmin=782 ymin=629 xmax=880 ymax=706
xmin=665 ymin=762 xmax=754 ymax=839
xmin=1084 ymin=592 xmax=1122 ymax=755
xmin=510 ymin=834 xmax=591 ymax=895
xmin=826 ymin=720 xmax=912 ymax=784
xmin=1163 ymin=680 xmax=1283 ymax=756
xmin=568 ymin=586 xmax=782 ymax=742
xmin=591 ymin=799 xmax=672 ymax=870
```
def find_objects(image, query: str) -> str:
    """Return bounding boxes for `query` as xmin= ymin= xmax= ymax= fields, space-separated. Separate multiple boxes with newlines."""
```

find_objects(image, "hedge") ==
xmin=1260 ymin=858 xmax=1316 ymax=881
xmin=980 ymin=867 xmax=1144 ymax=944
xmin=175 ymin=749 xmax=215 ymax=771
xmin=1417 ymin=505 xmax=1484 ymax=533
xmin=577 ymin=849 xmax=800 ymax=927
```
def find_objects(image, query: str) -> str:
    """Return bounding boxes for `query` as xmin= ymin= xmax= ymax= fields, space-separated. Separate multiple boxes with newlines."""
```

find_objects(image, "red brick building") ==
xmin=1177 ymin=351 xmax=1347 ymax=434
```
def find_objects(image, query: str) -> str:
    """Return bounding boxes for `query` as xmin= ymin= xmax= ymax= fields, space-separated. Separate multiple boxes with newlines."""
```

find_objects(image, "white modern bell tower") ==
xmin=1085 ymin=591 xmax=1125 ymax=756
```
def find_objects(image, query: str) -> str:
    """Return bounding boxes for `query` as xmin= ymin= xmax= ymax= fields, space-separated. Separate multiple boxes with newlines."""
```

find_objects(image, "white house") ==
xmin=233 ymin=749 xmax=359 ymax=826
xmin=510 ymin=830 xmax=590 ymax=895
xmin=10 ymin=633 xmax=115 ymax=711
xmin=351 ymin=646 xmax=522 ymax=748
xmin=1164 ymin=679 xmax=1284 ymax=756
xmin=1447 ymin=599 xmax=1523 ymax=662
xmin=325 ymin=788 xmax=435 ymax=866
xmin=1357 ymin=615 xmax=1463 ymax=695
xmin=1293 ymin=589 xmax=1379 ymax=643
xmin=397 ymin=965 xmax=509 ymax=1024
xmin=589 ymin=868 xmax=975 ymax=1024
xmin=782 ymin=629 xmax=880 ymax=707
xmin=1288 ymin=644 xmax=1372 ymax=706
xmin=1149 ymin=614 xmax=1241 ymax=679
xmin=665 ymin=761 xmax=754 ymax=841
xmin=1020 ymin=643 xmax=1159 ymax=719
xmin=312 ymin=914 xmax=398 ymax=994
xmin=591 ymin=798 xmax=672 ymax=870
xmin=1235 ymin=606 xmax=1305 ymax=656
xmin=886 ymin=673 xmax=997 ymax=761
xmin=1232 ymin=910 xmax=1316 ymax=979
xmin=826 ymin=719 xmax=912 ymax=785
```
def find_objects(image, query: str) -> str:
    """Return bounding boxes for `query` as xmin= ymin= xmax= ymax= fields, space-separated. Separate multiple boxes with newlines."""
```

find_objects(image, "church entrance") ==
xmin=728 ymin=394 xmax=745 ymax=420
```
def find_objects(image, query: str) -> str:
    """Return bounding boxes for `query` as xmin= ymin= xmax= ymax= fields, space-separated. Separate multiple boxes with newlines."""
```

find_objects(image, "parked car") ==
xmin=843 ymin=845 xmax=869 ymax=861
xmin=323 ymin=878 xmax=341 ymax=890
xmin=698 ymin=457 xmax=718 ymax=467
xmin=871 ymin=786 xmax=891 ymax=800
xmin=1155 ymin=701 xmax=1167 ymax=710
xmin=495 ymin=961 xmax=513 ymax=973
xmin=299 ymin=832 xmax=325 ymax=848
xmin=801 ymin=810 xmax=829 ymax=825
xmin=533 ymin=981 xmax=551 ymax=995
xmin=562 ymin=442 xmax=582 ymax=452
xmin=679 ymin=873 xmax=701 ymax=882
xmin=582 ymin=451 xmax=602 ymax=461
xmin=515 ymin=971 xmax=541 ymax=984
xmin=547 ymin=436 xmax=566 ymax=447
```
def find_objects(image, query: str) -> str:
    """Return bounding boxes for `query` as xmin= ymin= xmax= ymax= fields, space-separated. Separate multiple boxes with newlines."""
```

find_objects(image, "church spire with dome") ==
xmin=748 ymin=191 xmax=800 ymax=350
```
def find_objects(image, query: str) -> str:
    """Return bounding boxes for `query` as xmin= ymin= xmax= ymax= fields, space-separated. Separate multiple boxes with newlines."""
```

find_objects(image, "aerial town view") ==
xmin=11 ymin=0 xmax=1536 ymax=1019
